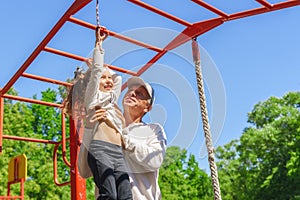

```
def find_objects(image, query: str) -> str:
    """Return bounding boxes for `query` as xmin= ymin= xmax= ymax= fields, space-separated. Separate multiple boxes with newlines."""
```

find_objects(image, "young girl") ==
xmin=86 ymin=28 xmax=132 ymax=200
xmin=64 ymin=28 xmax=132 ymax=200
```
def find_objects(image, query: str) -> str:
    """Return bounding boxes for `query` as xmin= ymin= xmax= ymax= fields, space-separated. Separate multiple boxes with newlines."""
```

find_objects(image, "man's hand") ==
xmin=90 ymin=107 xmax=107 ymax=123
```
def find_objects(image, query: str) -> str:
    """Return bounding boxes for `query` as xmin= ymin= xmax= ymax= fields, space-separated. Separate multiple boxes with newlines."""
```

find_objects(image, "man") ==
xmin=121 ymin=76 xmax=167 ymax=200
xmin=94 ymin=76 xmax=167 ymax=200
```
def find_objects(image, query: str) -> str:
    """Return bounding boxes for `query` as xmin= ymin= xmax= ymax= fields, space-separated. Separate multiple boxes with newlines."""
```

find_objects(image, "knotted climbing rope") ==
xmin=192 ymin=38 xmax=222 ymax=200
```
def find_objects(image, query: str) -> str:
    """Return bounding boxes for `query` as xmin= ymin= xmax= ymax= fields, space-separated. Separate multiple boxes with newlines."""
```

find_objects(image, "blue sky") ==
xmin=1 ymin=1 xmax=300 ymax=172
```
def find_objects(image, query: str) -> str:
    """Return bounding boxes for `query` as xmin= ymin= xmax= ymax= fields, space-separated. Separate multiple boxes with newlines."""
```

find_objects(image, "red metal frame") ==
xmin=0 ymin=97 xmax=3 ymax=155
xmin=1 ymin=0 xmax=300 ymax=199
xmin=0 ymin=179 xmax=26 ymax=200
xmin=0 ymin=156 xmax=26 ymax=200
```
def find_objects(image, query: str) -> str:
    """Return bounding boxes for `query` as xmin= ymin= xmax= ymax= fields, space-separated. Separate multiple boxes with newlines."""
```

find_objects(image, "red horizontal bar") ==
xmin=44 ymin=46 xmax=137 ymax=75
xmin=228 ymin=0 xmax=300 ymax=21
xmin=128 ymin=0 xmax=192 ymax=27
xmin=68 ymin=16 xmax=95 ymax=29
xmin=44 ymin=46 xmax=86 ymax=61
xmin=121 ymin=50 xmax=168 ymax=91
xmin=68 ymin=16 xmax=163 ymax=52
xmin=107 ymin=31 xmax=163 ymax=53
xmin=191 ymin=0 xmax=229 ymax=18
xmin=0 ymin=196 xmax=23 ymax=199
xmin=3 ymin=135 xmax=58 ymax=145
xmin=22 ymin=73 xmax=72 ymax=87
xmin=3 ymin=94 xmax=62 ymax=108
xmin=256 ymin=0 xmax=273 ymax=9
xmin=104 ymin=64 xmax=137 ymax=76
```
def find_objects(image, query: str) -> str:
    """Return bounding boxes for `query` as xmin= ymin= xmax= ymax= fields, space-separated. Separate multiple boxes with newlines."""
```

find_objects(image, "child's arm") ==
xmin=84 ymin=44 xmax=105 ymax=110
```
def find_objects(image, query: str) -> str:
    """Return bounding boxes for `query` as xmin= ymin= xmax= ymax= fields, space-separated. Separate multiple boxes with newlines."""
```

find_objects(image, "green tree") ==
xmin=0 ymin=88 xmax=70 ymax=199
xmin=216 ymin=92 xmax=300 ymax=200
xmin=215 ymin=140 xmax=245 ymax=200
xmin=0 ymin=88 xmax=34 ymax=197
xmin=0 ymin=87 xmax=96 ymax=199
xmin=159 ymin=146 xmax=213 ymax=200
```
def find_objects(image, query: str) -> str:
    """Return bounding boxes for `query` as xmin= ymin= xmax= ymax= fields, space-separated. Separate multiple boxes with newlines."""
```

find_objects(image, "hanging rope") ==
xmin=192 ymin=38 xmax=222 ymax=200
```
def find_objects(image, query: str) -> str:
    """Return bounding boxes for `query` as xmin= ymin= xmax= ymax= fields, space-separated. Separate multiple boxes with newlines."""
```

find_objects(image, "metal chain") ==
xmin=96 ymin=0 xmax=100 ymax=27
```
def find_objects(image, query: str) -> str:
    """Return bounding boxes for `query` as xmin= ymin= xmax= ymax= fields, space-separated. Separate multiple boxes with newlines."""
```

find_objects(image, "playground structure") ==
xmin=0 ymin=0 xmax=300 ymax=199
xmin=0 ymin=154 xmax=27 ymax=200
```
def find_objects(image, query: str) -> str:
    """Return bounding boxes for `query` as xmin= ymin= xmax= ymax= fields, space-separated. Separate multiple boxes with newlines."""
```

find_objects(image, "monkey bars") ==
xmin=0 ymin=0 xmax=299 ymax=199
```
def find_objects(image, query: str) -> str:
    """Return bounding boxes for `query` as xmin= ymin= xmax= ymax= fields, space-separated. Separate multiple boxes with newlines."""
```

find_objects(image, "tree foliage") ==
xmin=1 ymin=87 xmax=214 ymax=199
xmin=159 ymin=146 xmax=213 ymax=200
xmin=4 ymin=89 xmax=299 ymax=199
xmin=0 ymin=88 xmax=95 ymax=199
xmin=216 ymin=92 xmax=300 ymax=200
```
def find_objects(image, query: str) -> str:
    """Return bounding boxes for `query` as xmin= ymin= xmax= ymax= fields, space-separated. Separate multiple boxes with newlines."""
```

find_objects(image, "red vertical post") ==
xmin=0 ymin=96 xmax=4 ymax=154
xmin=69 ymin=118 xmax=86 ymax=199
xmin=7 ymin=182 xmax=11 ymax=196
xmin=20 ymin=178 xmax=25 ymax=200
